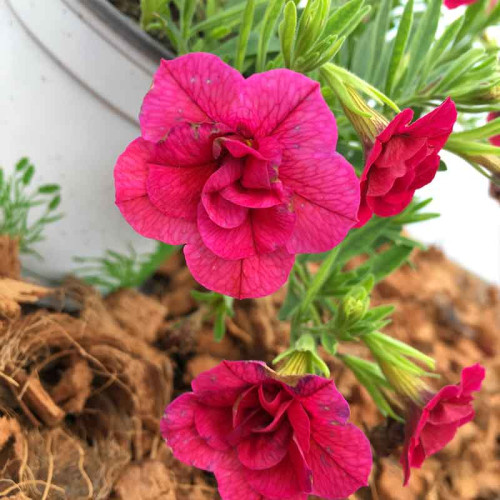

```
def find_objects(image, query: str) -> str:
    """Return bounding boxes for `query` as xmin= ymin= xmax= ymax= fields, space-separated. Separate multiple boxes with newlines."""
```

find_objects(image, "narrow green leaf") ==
xmin=279 ymin=0 xmax=297 ymax=68
xmin=191 ymin=0 xmax=266 ymax=35
xmin=456 ymin=0 xmax=488 ymax=42
xmin=15 ymin=157 xmax=29 ymax=172
xmin=337 ymin=218 xmax=392 ymax=265
xmin=419 ymin=16 xmax=463 ymax=86
xmin=403 ymin=0 xmax=441 ymax=91
xmin=367 ymin=244 xmax=414 ymax=282
xmin=214 ymin=310 xmax=226 ymax=341
xmin=235 ymin=0 xmax=256 ymax=71
xmin=367 ymin=0 xmax=392 ymax=82
xmin=385 ymin=0 xmax=413 ymax=95
xmin=22 ymin=165 xmax=35 ymax=185
xmin=180 ymin=0 xmax=197 ymax=41
xmin=434 ymin=48 xmax=486 ymax=93
xmin=322 ymin=0 xmax=364 ymax=37
xmin=38 ymin=184 xmax=60 ymax=194
xmin=298 ymin=247 xmax=339 ymax=318
xmin=256 ymin=0 xmax=285 ymax=72
xmin=451 ymin=118 xmax=500 ymax=141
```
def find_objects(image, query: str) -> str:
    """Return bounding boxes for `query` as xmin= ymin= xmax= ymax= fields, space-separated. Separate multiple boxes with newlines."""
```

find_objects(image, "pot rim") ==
xmin=74 ymin=0 xmax=175 ymax=63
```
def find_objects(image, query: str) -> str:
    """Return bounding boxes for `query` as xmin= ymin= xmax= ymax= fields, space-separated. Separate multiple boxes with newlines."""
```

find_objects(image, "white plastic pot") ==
xmin=0 ymin=0 xmax=173 ymax=279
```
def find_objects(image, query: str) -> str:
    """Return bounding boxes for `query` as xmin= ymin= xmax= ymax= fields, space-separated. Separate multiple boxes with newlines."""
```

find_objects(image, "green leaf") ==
xmin=366 ymin=0 xmax=392 ymax=82
xmin=181 ymin=0 xmax=197 ymax=39
xmin=367 ymin=244 xmax=414 ymax=282
xmin=456 ymin=0 xmax=488 ymax=42
xmin=38 ymin=184 xmax=60 ymax=194
xmin=450 ymin=118 xmax=500 ymax=142
xmin=235 ymin=0 xmax=256 ymax=71
xmin=256 ymin=0 xmax=285 ymax=72
xmin=403 ymin=0 xmax=441 ymax=91
xmin=297 ymin=247 xmax=340 ymax=319
xmin=322 ymin=0 xmax=364 ymax=37
xmin=214 ymin=309 xmax=226 ymax=341
xmin=15 ymin=157 xmax=29 ymax=171
xmin=323 ymin=63 xmax=400 ymax=112
xmin=434 ymin=48 xmax=486 ymax=93
xmin=385 ymin=0 xmax=413 ymax=95
xmin=191 ymin=0 xmax=266 ymax=35
xmin=279 ymin=1 xmax=297 ymax=68
xmin=438 ymin=159 xmax=448 ymax=171
xmin=22 ymin=165 xmax=35 ymax=185
xmin=419 ymin=16 xmax=463 ymax=85
xmin=337 ymin=218 xmax=392 ymax=265
xmin=321 ymin=332 xmax=338 ymax=355
xmin=140 ymin=0 xmax=167 ymax=29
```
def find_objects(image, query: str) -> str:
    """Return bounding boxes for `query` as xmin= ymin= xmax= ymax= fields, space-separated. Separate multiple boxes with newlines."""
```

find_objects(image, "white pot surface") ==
xmin=1 ymin=0 xmax=158 ymax=279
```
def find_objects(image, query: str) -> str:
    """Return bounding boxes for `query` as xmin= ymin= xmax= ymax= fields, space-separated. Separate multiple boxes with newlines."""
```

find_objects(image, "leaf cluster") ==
xmin=0 ymin=159 xmax=62 ymax=257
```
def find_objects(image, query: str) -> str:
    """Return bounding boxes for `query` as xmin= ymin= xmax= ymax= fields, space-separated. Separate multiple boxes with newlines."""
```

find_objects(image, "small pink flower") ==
xmin=356 ymin=98 xmax=457 ymax=227
xmin=400 ymin=364 xmax=485 ymax=485
xmin=488 ymin=112 xmax=500 ymax=146
xmin=114 ymin=53 xmax=359 ymax=299
xmin=161 ymin=360 xmax=372 ymax=500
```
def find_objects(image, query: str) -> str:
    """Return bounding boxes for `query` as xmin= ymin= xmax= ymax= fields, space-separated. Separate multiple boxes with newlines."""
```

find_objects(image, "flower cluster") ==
xmin=114 ymin=53 xmax=359 ymax=299
xmin=161 ymin=360 xmax=372 ymax=500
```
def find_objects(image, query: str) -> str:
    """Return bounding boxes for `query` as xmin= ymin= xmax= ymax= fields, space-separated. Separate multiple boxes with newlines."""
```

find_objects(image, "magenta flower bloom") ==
xmin=400 ymin=364 xmax=485 ymax=485
xmin=444 ymin=0 xmax=476 ymax=7
xmin=114 ymin=53 xmax=359 ymax=299
xmin=488 ymin=112 xmax=500 ymax=146
xmin=161 ymin=360 xmax=372 ymax=500
xmin=356 ymin=98 xmax=457 ymax=227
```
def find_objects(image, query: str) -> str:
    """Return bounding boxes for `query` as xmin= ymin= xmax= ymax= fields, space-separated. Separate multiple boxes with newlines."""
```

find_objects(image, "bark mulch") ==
xmin=0 ymin=235 xmax=498 ymax=499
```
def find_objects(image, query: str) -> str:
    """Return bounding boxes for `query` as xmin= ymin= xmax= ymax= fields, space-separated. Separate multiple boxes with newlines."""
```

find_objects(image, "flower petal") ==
xmin=147 ymin=163 xmax=216 ymax=220
xmin=287 ymin=401 xmax=311 ymax=453
xmin=252 ymin=205 xmax=296 ymax=254
xmin=194 ymin=403 xmax=233 ymax=451
xmin=140 ymin=53 xmax=243 ymax=142
xmin=308 ymin=422 xmax=372 ymax=499
xmin=246 ymin=442 xmax=311 ymax=499
xmin=191 ymin=361 xmax=258 ymax=407
xmin=293 ymin=376 xmax=350 ymax=425
xmin=202 ymin=158 xmax=248 ymax=229
xmin=221 ymin=183 xmax=286 ymax=208
xmin=239 ymin=70 xmax=337 ymax=158
xmin=161 ymin=393 xmax=227 ymax=471
xmin=197 ymin=203 xmax=256 ymax=260
xmin=238 ymin=421 xmax=293 ymax=470
xmin=114 ymin=138 xmax=198 ymax=244
xmin=283 ymin=153 xmax=359 ymax=254
xmin=184 ymin=239 xmax=295 ymax=299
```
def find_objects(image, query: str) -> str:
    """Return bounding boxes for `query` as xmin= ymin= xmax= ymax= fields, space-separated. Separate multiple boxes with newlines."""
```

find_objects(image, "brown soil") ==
xmin=0 ymin=238 xmax=498 ymax=499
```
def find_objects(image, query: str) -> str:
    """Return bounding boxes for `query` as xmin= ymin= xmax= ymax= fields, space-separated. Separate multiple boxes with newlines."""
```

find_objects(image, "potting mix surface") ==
xmin=0 ymin=235 xmax=498 ymax=499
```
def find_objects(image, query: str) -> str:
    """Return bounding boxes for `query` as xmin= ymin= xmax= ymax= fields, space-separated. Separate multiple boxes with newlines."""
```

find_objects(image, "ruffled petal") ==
xmin=292 ymin=377 xmax=350 ymax=425
xmin=140 ymin=53 xmax=243 ymax=142
xmin=287 ymin=401 xmax=311 ymax=453
xmin=161 ymin=393 xmax=228 ymax=471
xmin=221 ymin=183 xmax=286 ymax=208
xmin=184 ymin=239 xmax=295 ymax=299
xmin=238 ymin=421 xmax=293 ymax=470
xmin=246 ymin=441 xmax=311 ymax=499
xmin=194 ymin=403 xmax=233 ymax=451
xmin=252 ymin=205 xmax=296 ymax=254
xmin=308 ymin=422 xmax=372 ymax=500
xmin=283 ymin=153 xmax=359 ymax=254
xmin=191 ymin=361 xmax=257 ymax=407
xmin=197 ymin=203 xmax=256 ymax=260
xmin=239 ymin=70 xmax=337 ymax=158
xmin=147 ymin=163 xmax=216 ymax=220
xmin=202 ymin=158 xmax=248 ymax=229
xmin=114 ymin=138 xmax=198 ymax=244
